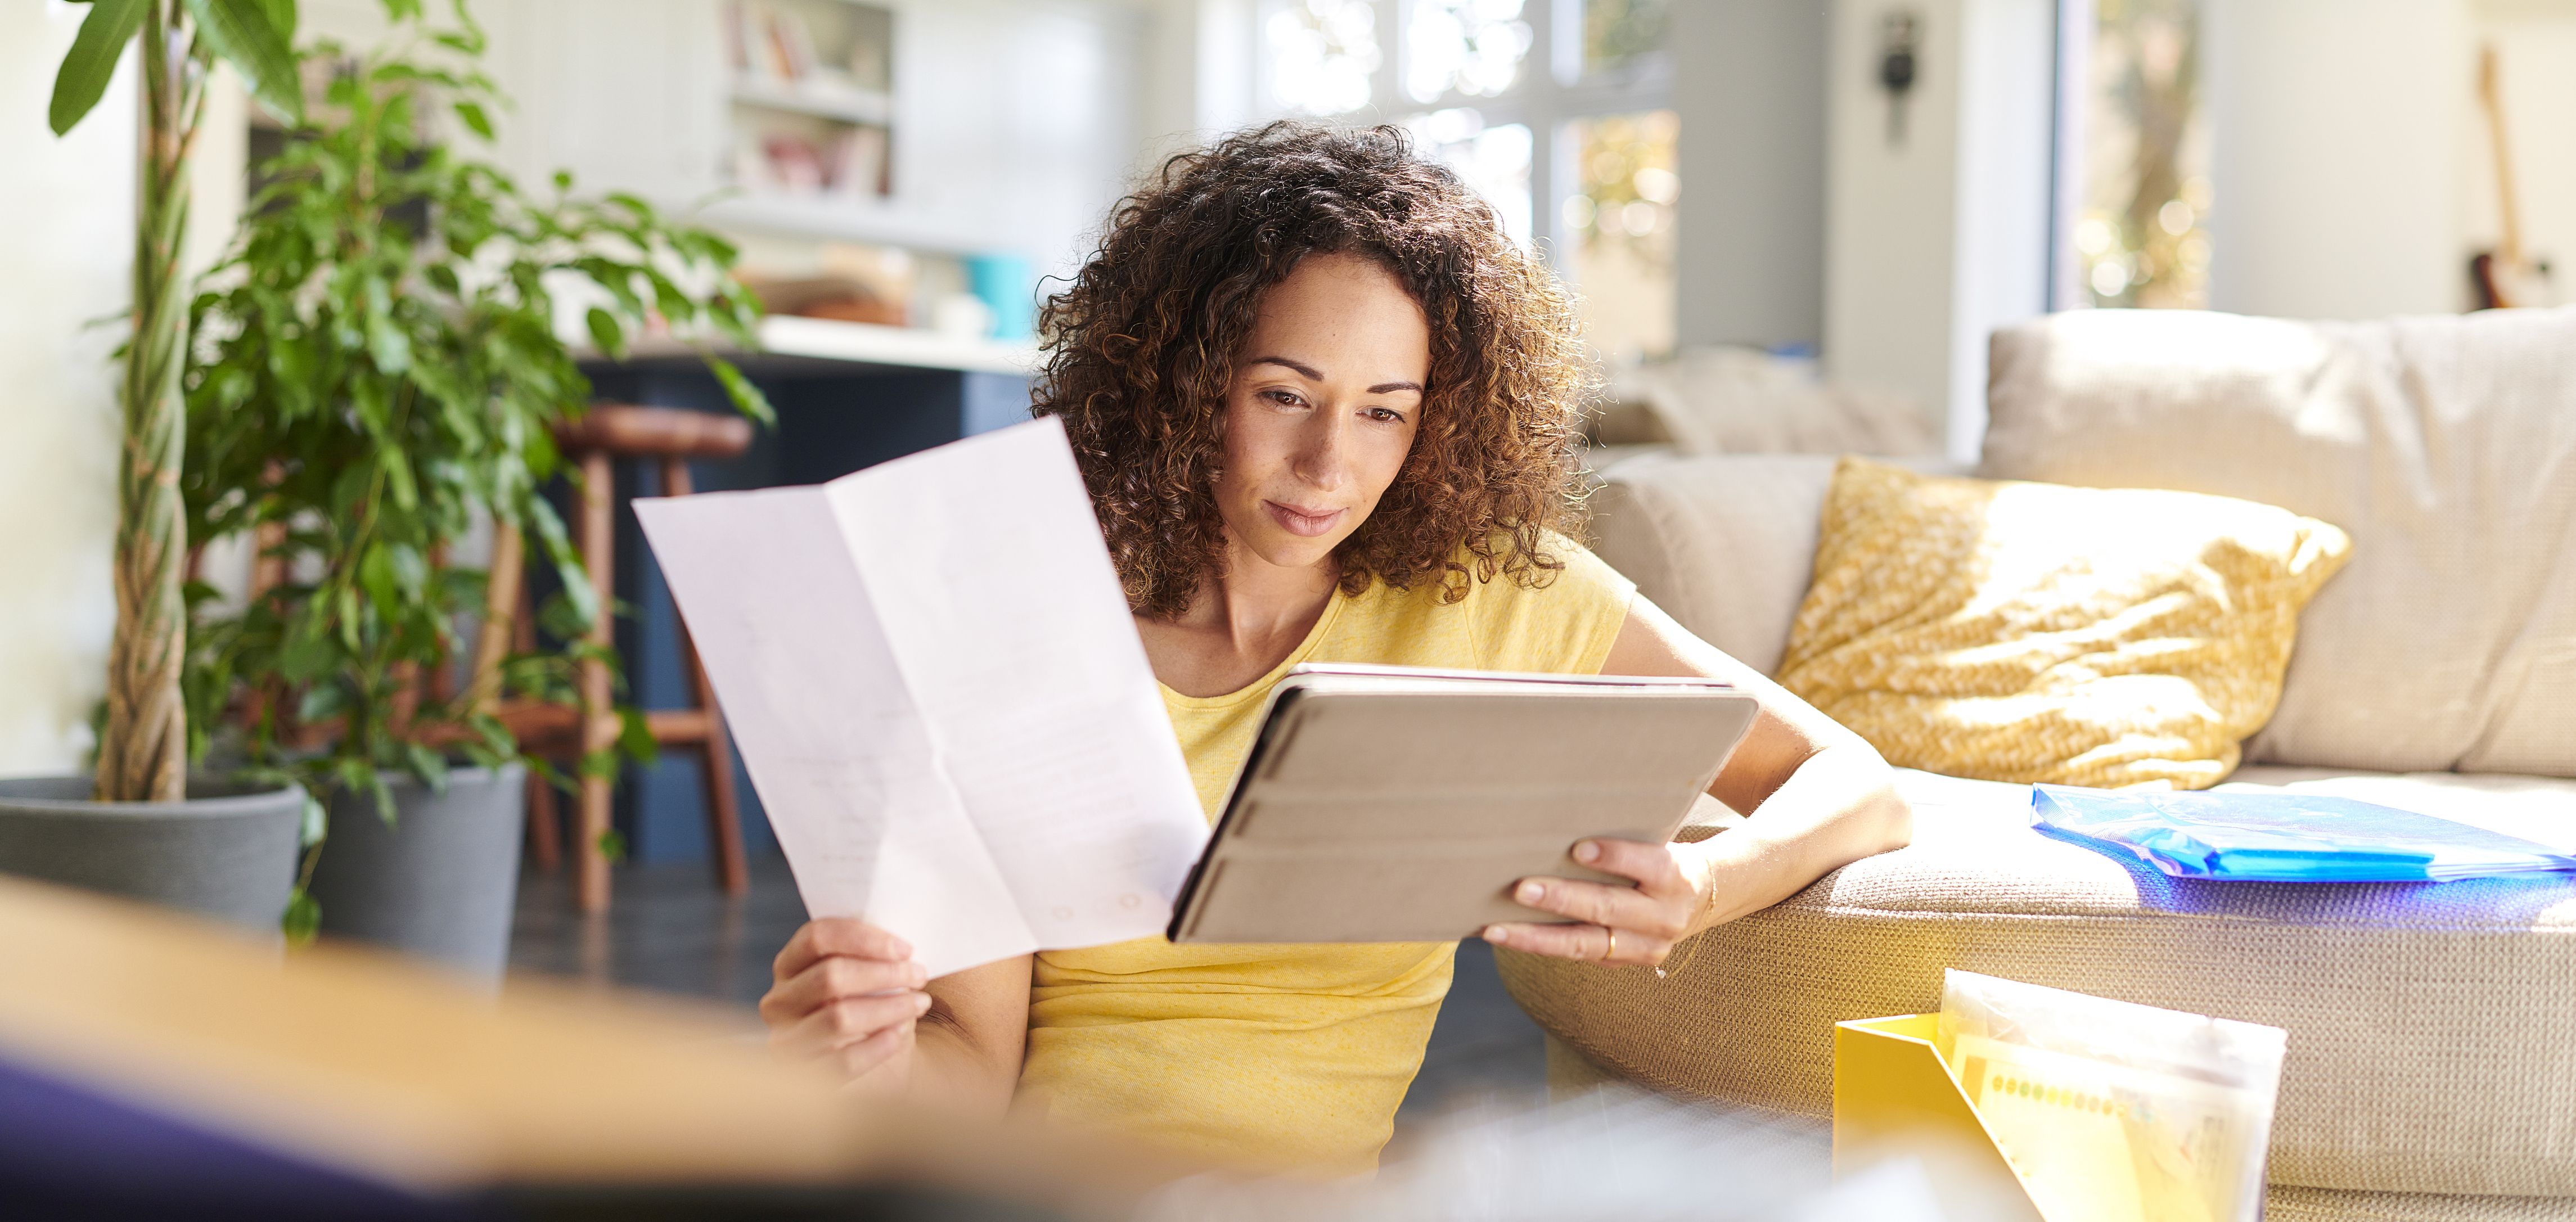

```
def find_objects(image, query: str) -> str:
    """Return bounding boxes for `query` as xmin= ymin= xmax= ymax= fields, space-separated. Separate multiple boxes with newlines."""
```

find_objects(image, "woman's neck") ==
xmin=1138 ymin=538 xmax=1341 ymax=698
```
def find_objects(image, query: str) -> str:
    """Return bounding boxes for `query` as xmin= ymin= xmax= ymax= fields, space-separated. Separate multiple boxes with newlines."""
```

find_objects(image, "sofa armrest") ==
xmin=1588 ymin=453 xmax=1968 ymax=675
xmin=1586 ymin=454 xmax=1838 ymax=677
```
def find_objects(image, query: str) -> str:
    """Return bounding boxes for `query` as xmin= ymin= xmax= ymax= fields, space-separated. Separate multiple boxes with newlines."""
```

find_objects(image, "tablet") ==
xmin=1167 ymin=664 xmax=1761 ymax=944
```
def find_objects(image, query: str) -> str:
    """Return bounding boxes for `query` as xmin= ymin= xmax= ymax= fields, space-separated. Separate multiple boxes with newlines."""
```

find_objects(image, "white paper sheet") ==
xmin=632 ymin=418 xmax=1209 ymax=976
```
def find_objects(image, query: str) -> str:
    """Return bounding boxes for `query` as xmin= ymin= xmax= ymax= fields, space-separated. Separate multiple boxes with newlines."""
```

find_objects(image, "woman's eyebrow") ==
xmin=1250 ymin=355 xmax=1324 ymax=380
xmin=1250 ymin=355 xmax=1422 ymax=396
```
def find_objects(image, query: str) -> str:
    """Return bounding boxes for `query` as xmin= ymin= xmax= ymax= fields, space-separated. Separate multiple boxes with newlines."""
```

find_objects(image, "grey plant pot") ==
xmin=0 ymin=775 xmax=304 ymax=934
xmin=308 ymin=762 xmax=526 ymax=982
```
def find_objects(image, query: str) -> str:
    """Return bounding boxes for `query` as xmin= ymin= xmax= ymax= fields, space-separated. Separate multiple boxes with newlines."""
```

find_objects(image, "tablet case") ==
xmin=1167 ymin=666 xmax=1760 ymax=944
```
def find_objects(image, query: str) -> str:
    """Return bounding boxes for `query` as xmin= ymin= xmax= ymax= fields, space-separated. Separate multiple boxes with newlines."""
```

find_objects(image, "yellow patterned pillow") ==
xmin=1778 ymin=458 xmax=2352 ymax=790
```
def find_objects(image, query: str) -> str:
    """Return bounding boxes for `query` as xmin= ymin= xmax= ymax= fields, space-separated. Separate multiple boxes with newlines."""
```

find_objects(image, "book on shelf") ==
xmin=734 ymin=124 xmax=888 ymax=201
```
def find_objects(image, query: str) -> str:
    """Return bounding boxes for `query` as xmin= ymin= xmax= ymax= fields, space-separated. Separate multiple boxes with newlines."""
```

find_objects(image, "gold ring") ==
xmin=1604 ymin=928 xmax=1617 ymax=961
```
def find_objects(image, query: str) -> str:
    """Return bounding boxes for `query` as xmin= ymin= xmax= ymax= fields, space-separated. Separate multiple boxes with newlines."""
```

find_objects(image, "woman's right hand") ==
xmin=760 ymin=917 xmax=933 ymax=1089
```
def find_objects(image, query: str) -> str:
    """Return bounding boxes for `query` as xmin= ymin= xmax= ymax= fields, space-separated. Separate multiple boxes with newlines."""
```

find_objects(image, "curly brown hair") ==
xmin=1033 ymin=121 xmax=1592 ymax=618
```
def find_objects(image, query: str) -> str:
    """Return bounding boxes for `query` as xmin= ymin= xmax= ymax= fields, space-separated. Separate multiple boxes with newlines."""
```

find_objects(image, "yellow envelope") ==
xmin=1832 ymin=1014 xmax=2050 ymax=1221
xmin=1836 ymin=1014 xmax=2258 ymax=1222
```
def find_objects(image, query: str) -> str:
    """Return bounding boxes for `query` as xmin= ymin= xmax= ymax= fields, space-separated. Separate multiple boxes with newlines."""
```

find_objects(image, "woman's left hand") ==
xmin=1481 ymin=837 xmax=1712 ymax=969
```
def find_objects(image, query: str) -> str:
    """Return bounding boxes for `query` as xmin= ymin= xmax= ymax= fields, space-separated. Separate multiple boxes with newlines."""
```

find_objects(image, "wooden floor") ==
xmin=505 ymin=853 xmax=1550 ymax=1130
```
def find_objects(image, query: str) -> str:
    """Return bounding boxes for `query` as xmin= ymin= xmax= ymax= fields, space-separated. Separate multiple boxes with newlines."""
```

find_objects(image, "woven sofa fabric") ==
xmin=1496 ymin=769 xmax=2576 ymax=1197
xmin=1980 ymin=306 xmax=2576 ymax=778
xmin=2265 ymin=1187 xmax=2576 ymax=1222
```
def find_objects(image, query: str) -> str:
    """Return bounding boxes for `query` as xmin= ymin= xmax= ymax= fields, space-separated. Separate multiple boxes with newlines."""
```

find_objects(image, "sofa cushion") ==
xmin=1497 ymin=768 xmax=2576 ymax=1197
xmin=1776 ymin=457 xmax=2350 ymax=789
xmin=1981 ymin=307 xmax=2576 ymax=779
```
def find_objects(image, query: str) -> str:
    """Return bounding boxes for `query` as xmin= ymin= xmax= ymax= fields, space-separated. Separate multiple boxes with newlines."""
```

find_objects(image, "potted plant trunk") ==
xmin=0 ymin=1 xmax=320 ymax=931
xmin=170 ymin=1 xmax=767 ymax=975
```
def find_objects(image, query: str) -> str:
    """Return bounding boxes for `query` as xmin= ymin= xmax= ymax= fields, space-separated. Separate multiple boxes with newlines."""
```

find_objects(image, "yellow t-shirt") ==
xmin=1019 ymin=535 xmax=1636 ymax=1175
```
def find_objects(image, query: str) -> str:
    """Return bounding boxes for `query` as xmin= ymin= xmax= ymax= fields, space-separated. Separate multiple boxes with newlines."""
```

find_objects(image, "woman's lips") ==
xmin=1263 ymin=500 xmax=1346 ymax=538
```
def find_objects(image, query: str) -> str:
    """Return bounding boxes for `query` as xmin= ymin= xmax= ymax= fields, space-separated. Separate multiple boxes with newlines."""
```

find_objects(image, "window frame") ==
xmin=1256 ymin=0 xmax=1674 ymax=273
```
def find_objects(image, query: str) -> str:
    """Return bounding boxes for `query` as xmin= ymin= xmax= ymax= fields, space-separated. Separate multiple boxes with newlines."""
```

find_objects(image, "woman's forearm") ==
xmin=1681 ymin=742 xmax=1911 ymax=933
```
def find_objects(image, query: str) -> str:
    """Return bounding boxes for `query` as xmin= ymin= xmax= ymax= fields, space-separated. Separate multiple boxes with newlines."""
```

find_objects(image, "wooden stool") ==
xmin=486 ymin=404 xmax=756 ymax=913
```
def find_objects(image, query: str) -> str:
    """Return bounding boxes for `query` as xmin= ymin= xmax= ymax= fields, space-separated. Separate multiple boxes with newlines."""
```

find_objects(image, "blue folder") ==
xmin=2029 ymin=785 xmax=2576 ymax=882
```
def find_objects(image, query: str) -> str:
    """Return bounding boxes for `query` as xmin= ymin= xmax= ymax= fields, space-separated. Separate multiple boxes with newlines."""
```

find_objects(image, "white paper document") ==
xmin=632 ymin=418 xmax=1210 ymax=976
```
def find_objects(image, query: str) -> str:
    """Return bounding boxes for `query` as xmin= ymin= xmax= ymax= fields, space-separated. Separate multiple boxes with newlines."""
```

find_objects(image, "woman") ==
xmin=760 ymin=124 xmax=1910 ymax=1174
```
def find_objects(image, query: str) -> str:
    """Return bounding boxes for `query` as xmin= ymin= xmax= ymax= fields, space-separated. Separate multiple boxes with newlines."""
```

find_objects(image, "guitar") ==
xmin=2469 ymin=44 xmax=2555 ymax=310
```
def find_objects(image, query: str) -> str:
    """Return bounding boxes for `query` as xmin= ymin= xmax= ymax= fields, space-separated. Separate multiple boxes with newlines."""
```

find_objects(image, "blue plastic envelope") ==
xmin=2029 ymin=785 xmax=2576 ymax=882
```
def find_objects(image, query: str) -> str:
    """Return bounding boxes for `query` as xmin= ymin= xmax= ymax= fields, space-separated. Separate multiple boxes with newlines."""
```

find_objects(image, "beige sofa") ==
xmin=1503 ymin=307 xmax=2576 ymax=1221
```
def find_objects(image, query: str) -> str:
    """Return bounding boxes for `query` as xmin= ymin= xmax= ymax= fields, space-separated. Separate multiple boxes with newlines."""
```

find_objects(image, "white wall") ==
xmin=300 ymin=0 xmax=1152 ymax=281
xmin=1823 ymin=0 xmax=2054 ymax=461
xmin=885 ymin=0 xmax=1146 ymax=279
xmin=1672 ymin=0 xmax=1830 ymax=351
xmin=1136 ymin=0 xmax=1257 ymax=168
xmin=2203 ymin=0 xmax=2473 ymax=318
xmin=0 ymin=6 xmax=133 ymax=776
xmin=1945 ymin=0 xmax=2055 ymax=457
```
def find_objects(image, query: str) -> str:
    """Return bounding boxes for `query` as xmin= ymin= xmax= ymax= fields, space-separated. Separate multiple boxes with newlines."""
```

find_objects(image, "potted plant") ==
xmin=0 ymin=0 xmax=314 ymax=930
xmin=175 ymin=1 xmax=767 ymax=975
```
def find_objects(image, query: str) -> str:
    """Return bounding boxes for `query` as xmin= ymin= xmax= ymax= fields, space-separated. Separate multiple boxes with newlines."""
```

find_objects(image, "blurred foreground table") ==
xmin=0 ymin=875 xmax=1186 ymax=1220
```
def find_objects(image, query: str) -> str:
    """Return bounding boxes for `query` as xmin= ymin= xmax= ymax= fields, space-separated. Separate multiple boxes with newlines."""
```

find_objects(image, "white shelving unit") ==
xmin=726 ymin=78 xmax=892 ymax=127
xmin=617 ymin=315 xmax=1040 ymax=377
xmin=724 ymin=0 xmax=897 ymax=203
xmin=753 ymin=315 xmax=1039 ymax=376
xmin=696 ymin=194 xmax=1000 ymax=256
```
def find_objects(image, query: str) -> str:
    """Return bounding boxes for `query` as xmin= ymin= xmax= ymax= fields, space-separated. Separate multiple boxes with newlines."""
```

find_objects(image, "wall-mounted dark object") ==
xmin=1879 ymin=10 xmax=1921 ymax=147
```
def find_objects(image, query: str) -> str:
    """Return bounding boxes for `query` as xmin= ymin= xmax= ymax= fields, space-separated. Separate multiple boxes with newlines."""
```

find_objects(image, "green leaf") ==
xmin=705 ymin=356 xmax=774 ymax=426
xmin=583 ymin=306 xmax=625 ymax=359
xmin=336 ymin=583 xmax=363 ymax=650
xmin=366 ymin=314 xmax=412 ymax=373
xmin=595 ymin=827 xmax=628 ymax=864
xmin=279 ymin=637 xmax=331 ymax=686
xmin=184 ymin=0 xmax=304 ymax=127
xmin=404 ymin=742 xmax=450 ymax=792
xmin=382 ymin=448 xmax=418 ymax=512
xmin=295 ymin=680 xmax=344 ymax=724
xmin=259 ymin=0 xmax=297 ymax=44
xmin=282 ymin=886 xmax=321 ymax=944
xmin=358 ymin=542 xmax=398 ymax=610
xmin=298 ymin=792 xmax=327 ymax=847
xmin=523 ymin=497 xmax=597 ymax=628
xmin=452 ymin=99 xmax=493 ymax=141
xmin=387 ymin=543 xmax=426 ymax=594
xmin=579 ymin=747 xmax=619 ymax=781
xmin=616 ymin=706 xmax=659 ymax=764
xmin=367 ymin=769 xmax=397 ymax=827
xmin=49 ymin=0 xmax=146 ymax=137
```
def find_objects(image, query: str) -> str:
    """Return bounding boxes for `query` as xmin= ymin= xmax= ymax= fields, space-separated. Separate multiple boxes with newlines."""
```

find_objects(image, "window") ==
xmin=1264 ymin=0 xmax=1384 ymax=117
xmin=1404 ymin=0 xmax=1535 ymax=103
xmin=1562 ymin=110 xmax=1677 ymax=362
xmin=1258 ymin=0 xmax=1675 ymax=360
xmin=1406 ymin=108 xmax=1535 ymax=246
xmin=2070 ymin=0 xmax=2209 ymax=308
xmin=1578 ymin=0 xmax=1668 ymax=80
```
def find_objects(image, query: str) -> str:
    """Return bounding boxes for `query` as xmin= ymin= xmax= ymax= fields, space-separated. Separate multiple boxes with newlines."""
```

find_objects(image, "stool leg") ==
xmin=575 ymin=450 xmax=617 ymax=914
xmin=526 ymin=763 xmax=562 ymax=873
xmin=695 ymin=676 xmax=749 ymax=896
xmin=504 ymin=563 xmax=562 ymax=874
xmin=662 ymin=457 xmax=749 ymax=896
